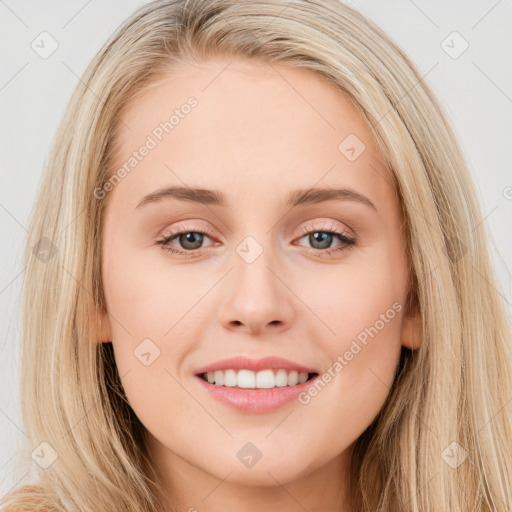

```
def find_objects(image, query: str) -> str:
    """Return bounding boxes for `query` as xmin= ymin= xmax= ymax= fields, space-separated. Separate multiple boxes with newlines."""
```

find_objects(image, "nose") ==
xmin=217 ymin=249 xmax=296 ymax=336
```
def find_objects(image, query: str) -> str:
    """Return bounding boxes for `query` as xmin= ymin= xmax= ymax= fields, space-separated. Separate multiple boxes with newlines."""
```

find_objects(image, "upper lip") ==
xmin=195 ymin=356 xmax=318 ymax=375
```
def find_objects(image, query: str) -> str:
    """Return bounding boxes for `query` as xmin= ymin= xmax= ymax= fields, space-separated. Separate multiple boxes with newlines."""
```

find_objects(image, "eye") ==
xmin=294 ymin=221 xmax=356 ymax=257
xmin=156 ymin=221 xmax=356 ymax=259
xmin=156 ymin=224 xmax=217 ymax=258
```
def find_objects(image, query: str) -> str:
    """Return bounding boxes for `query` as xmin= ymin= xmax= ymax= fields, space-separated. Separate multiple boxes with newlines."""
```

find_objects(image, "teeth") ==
xmin=238 ymin=369 xmax=256 ymax=388
xmin=275 ymin=369 xmax=289 ymax=387
xmin=213 ymin=370 xmax=224 ymax=386
xmin=224 ymin=369 xmax=238 ymax=387
xmin=288 ymin=370 xmax=298 ymax=386
xmin=203 ymin=369 xmax=312 ymax=389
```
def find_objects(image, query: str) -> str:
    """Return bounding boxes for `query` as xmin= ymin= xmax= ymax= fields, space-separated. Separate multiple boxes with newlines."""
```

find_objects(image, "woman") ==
xmin=2 ymin=0 xmax=511 ymax=510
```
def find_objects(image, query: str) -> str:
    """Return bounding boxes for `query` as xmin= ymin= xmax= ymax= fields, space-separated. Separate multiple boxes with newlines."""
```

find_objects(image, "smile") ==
xmin=198 ymin=368 xmax=317 ymax=389
xmin=195 ymin=370 xmax=320 ymax=413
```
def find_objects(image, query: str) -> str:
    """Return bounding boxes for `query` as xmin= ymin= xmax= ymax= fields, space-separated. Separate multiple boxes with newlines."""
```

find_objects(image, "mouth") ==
xmin=194 ymin=364 xmax=321 ymax=413
xmin=197 ymin=369 xmax=319 ymax=389
xmin=193 ymin=356 xmax=321 ymax=412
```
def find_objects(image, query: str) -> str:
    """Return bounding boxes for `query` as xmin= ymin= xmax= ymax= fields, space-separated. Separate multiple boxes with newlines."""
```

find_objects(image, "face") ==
xmin=98 ymin=55 xmax=420 ymax=501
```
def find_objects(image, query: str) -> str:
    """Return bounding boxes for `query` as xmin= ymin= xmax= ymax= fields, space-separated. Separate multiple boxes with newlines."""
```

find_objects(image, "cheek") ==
xmin=103 ymin=244 xmax=207 ymax=338
xmin=102 ymin=242 xmax=224 ymax=385
xmin=101 ymin=246 xmax=199 ymax=401
xmin=281 ymin=263 xmax=406 ymax=465
xmin=302 ymin=253 xmax=406 ymax=351
xmin=103 ymin=252 xmax=199 ymax=442
xmin=299 ymin=252 xmax=407 ymax=405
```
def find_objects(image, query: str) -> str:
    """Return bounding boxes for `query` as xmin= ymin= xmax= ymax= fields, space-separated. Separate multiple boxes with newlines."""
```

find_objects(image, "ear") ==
xmin=400 ymin=311 xmax=422 ymax=350
xmin=89 ymin=301 xmax=112 ymax=344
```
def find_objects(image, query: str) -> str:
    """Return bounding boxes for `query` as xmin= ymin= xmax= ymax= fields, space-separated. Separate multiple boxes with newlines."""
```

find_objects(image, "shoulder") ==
xmin=0 ymin=484 xmax=58 ymax=512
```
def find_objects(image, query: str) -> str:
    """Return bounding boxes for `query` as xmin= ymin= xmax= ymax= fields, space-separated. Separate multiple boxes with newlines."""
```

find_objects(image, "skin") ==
xmin=96 ymin=55 xmax=422 ymax=512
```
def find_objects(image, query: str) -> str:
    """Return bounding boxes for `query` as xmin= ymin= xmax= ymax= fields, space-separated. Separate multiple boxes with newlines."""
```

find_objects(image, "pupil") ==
xmin=180 ymin=232 xmax=203 ymax=249
xmin=310 ymin=231 xmax=332 ymax=249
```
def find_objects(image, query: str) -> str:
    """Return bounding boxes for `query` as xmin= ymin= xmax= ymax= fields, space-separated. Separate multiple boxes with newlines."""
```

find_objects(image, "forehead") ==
xmin=108 ymin=56 xmax=396 ymax=213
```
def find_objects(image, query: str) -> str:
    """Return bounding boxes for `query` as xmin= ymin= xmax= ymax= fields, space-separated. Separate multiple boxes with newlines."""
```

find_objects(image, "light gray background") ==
xmin=1 ymin=0 xmax=511 ymax=498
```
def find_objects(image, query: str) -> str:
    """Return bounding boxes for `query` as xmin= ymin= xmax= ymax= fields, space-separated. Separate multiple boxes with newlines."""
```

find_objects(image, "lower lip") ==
xmin=194 ymin=374 xmax=319 ymax=413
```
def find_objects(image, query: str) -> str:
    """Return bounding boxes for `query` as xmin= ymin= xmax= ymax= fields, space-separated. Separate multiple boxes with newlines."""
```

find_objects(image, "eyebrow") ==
xmin=135 ymin=186 xmax=377 ymax=212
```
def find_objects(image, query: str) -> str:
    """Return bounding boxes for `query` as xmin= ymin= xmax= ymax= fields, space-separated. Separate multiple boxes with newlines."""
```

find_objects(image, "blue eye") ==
xmin=156 ymin=223 xmax=356 ymax=258
xmin=157 ymin=226 xmax=216 ymax=258
xmin=297 ymin=229 xmax=356 ymax=255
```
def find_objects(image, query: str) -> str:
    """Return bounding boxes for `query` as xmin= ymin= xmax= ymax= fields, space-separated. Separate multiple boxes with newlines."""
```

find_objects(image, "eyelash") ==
xmin=156 ymin=222 xmax=356 ymax=259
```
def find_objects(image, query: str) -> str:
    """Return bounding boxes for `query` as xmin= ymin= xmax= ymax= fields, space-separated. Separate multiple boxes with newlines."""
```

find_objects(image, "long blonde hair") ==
xmin=3 ymin=0 xmax=512 ymax=510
